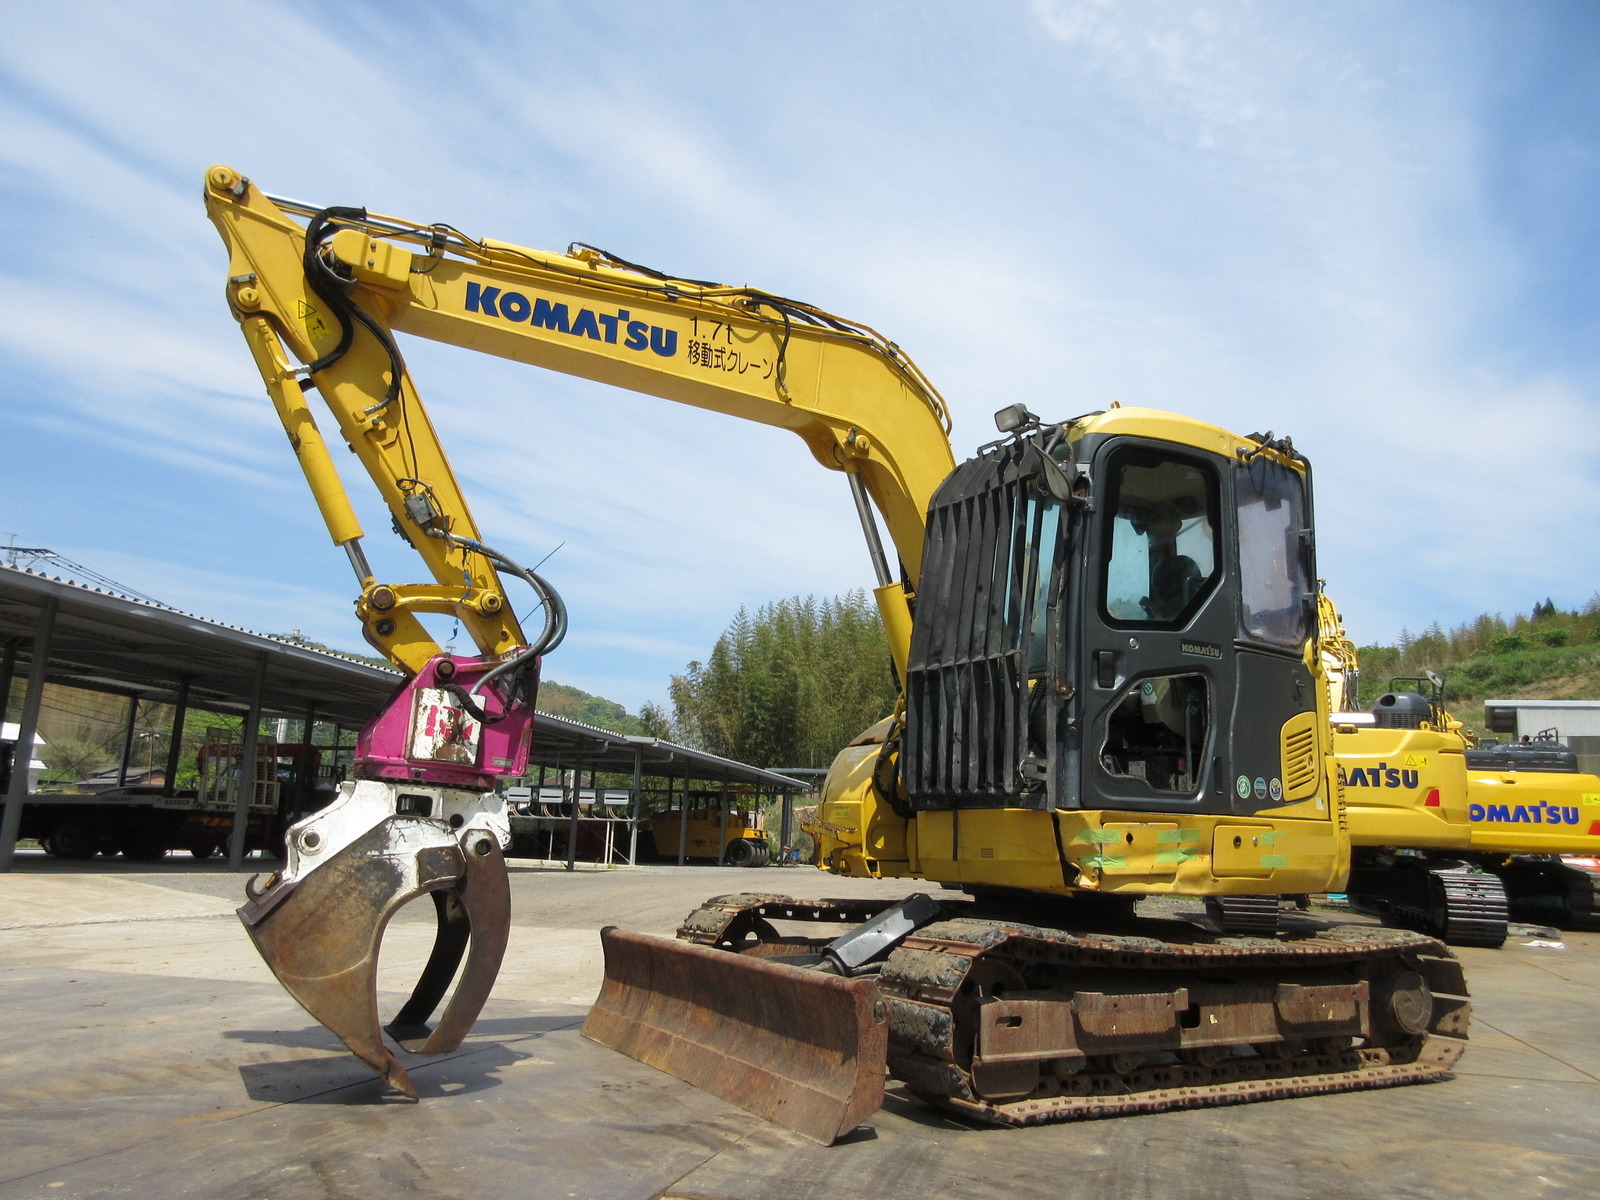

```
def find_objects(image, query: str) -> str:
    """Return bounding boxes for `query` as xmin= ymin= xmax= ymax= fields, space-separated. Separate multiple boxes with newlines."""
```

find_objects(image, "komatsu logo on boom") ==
xmin=465 ymin=282 xmax=679 ymax=358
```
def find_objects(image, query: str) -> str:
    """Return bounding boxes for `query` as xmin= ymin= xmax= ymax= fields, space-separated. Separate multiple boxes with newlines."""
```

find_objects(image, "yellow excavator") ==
xmin=1318 ymin=598 xmax=1600 ymax=948
xmin=205 ymin=167 xmax=1469 ymax=1144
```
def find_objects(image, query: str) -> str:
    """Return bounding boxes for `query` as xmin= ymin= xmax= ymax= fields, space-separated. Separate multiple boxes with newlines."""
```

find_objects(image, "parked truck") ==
xmin=638 ymin=791 xmax=772 ymax=866
xmin=16 ymin=739 xmax=329 ymax=861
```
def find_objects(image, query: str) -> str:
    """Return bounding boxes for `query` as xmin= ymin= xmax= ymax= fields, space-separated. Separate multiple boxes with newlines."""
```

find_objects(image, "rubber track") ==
xmin=1498 ymin=862 xmax=1600 ymax=932
xmin=1557 ymin=864 xmax=1600 ymax=931
xmin=1428 ymin=870 xmax=1509 ymax=949
xmin=674 ymin=895 xmax=1471 ymax=1126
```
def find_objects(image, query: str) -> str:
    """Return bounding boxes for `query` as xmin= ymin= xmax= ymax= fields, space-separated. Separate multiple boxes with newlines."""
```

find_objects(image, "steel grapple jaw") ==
xmin=237 ymin=780 xmax=511 ymax=1096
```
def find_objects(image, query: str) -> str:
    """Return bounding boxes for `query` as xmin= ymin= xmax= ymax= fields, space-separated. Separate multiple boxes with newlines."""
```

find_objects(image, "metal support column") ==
xmin=628 ymin=747 xmax=642 ymax=866
xmin=0 ymin=637 xmax=20 ymax=728
xmin=0 ymin=597 xmax=58 ymax=871
xmin=565 ymin=765 xmax=582 ymax=871
xmin=717 ymin=781 xmax=729 ymax=866
xmin=323 ymin=724 xmax=336 ymax=785
xmin=161 ymin=677 xmax=191 ymax=798
xmin=675 ymin=773 xmax=688 ymax=866
xmin=227 ymin=652 xmax=269 ymax=870
xmin=116 ymin=695 xmax=141 ymax=787
xmin=548 ymin=756 xmax=560 ymax=861
xmin=294 ymin=702 xmax=317 ymax=824
xmin=780 ymin=789 xmax=793 ymax=859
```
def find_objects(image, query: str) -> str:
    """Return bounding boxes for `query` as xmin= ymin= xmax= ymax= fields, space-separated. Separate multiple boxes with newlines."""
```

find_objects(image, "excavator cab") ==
xmin=900 ymin=410 xmax=1326 ymax=884
xmin=1082 ymin=424 xmax=1319 ymax=818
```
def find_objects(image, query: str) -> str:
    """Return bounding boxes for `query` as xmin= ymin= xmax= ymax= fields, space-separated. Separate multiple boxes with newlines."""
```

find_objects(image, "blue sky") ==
xmin=3 ymin=1 xmax=1598 ymax=713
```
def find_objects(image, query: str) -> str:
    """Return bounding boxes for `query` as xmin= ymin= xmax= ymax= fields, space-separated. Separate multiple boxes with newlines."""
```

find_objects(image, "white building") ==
xmin=1 ymin=722 xmax=47 ymax=793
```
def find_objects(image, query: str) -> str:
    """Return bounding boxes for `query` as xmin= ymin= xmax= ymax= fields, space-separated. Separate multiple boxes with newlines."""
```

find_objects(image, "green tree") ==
xmin=636 ymin=701 xmax=674 ymax=740
xmin=669 ymin=591 xmax=898 ymax=769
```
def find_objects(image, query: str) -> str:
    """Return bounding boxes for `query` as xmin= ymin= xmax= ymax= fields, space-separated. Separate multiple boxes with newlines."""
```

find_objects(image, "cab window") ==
xmin=1235 ymin=455 xmax=1309 ymax=647
xmin=1101 ymin=448 xmax=1220 ymax=627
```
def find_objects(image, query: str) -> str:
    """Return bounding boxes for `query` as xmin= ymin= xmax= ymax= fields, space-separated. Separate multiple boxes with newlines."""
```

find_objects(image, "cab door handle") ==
xmin=1094 ymin=649 xmax=1117 ymax=688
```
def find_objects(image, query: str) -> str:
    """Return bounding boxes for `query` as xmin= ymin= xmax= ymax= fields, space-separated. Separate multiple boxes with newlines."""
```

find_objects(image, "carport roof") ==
xmin=0 ymin=564 xmax=803 ymax=790
xmin=524 ymin=710 xmax=807 ymax=789
xmin=0 ymin=563 xmax=396 ymax=728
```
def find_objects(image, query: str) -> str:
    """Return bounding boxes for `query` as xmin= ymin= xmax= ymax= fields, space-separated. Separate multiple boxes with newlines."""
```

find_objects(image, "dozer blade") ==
xmin=238 ymin=817 xmax=510 ymax=1096
xmin=583 ymin=927 xmax=888 ymax=1144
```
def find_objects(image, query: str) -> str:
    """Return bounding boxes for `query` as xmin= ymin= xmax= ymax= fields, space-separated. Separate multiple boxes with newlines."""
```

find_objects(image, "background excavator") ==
xmin=205 ymin=167 xmax=1469 ymax=1145
xmin=1317 ymin=600 xmax=1600 ymax=948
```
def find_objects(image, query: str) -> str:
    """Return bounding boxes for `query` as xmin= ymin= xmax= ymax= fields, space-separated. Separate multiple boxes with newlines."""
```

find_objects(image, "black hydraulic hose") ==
xmin=432 ymin=531 xmax=567 ymax=713
xmin=301 ymin=206 xmax=367 ymax=374
xmin=301 ymin=207 xmax=409 ymax=413
xmin=484 ymin=552 xmax=568 ymax=661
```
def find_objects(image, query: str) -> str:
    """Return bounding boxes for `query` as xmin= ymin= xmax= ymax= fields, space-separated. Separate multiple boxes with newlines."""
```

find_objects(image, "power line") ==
xmin=2 ymin=536 xmax=167 ymax=606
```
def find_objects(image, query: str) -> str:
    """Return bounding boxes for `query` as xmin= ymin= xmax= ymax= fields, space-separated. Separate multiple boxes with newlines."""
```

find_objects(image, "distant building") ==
xmin=1 ymin=722 xmax=47 ymax=793
xmin=1482 ymin=700 xmax=1600 ymax=777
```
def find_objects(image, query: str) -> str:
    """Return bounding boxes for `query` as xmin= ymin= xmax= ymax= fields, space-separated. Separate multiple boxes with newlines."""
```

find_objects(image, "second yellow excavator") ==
xmin=1317 ymin=599 xmax=1600 ymax=947
xmin=205 ymin=167 xmax=1470 ymax=1145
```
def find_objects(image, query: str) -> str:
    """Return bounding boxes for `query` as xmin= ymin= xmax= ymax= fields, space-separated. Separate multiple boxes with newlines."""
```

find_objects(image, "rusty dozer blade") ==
xmin=583 ymin=927 xmax=888 ymax=1144
xmin=237 ymin=817 xmax=510 ymax=1096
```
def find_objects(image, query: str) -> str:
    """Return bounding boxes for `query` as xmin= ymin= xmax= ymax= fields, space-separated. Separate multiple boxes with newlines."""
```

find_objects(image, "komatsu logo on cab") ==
xmin=465 ymin=282 xmax=678 ymax=358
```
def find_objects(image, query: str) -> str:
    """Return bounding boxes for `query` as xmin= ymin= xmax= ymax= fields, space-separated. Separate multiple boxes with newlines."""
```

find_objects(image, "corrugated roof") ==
xmin=0 ymin=563 xmax=804 ymax=788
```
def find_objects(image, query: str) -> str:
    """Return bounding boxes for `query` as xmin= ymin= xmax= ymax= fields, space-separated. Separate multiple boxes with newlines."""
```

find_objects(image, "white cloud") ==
xmin=1 ymin=0 xmax=1595 ymax=712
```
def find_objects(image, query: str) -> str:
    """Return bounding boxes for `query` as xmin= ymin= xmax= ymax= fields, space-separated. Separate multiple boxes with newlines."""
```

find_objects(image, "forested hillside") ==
xmin=1352 ymin=595 xmax=1600 ymax=713
xmin=536 ymin=681 xmax=657 ymax=735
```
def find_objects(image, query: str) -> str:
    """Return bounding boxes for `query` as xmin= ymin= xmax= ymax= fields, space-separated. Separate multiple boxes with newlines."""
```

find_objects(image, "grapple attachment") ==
xmin=583 ymin=927 xmax=888 ymax=1144
xmin=238 ymin=781 xmax=511 ymax=1097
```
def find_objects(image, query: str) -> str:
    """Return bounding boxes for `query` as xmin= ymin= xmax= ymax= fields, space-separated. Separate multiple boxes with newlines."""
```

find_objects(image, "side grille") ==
xmin=1281 ymin=712 xmax=1320 ymax=801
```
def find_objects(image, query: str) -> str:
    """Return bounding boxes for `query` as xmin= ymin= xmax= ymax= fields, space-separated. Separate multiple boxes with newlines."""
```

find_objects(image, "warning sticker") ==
xmin=298 ymin=299 xmax=331 ymax=340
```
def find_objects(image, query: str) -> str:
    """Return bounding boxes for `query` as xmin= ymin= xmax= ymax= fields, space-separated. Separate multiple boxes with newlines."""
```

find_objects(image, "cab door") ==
xmin=1075 ymin=438 xmax=1239 ymax=815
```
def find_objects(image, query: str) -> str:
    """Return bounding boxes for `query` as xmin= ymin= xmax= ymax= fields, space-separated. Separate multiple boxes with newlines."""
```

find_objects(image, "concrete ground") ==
xmin=2 ymin=851 xmax=1597 ymax=1200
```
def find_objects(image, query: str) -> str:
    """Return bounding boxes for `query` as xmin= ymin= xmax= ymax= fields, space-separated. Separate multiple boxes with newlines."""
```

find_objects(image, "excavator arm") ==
xmin=203 ymin=166 xmax=956 ymax=1110
xmin=205 ymin=166 xmax=954 ymax=677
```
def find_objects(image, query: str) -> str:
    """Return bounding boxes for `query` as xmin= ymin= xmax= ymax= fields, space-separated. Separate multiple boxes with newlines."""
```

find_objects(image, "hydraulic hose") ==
xmin=433 ymin=531 xmax=568 ymax=720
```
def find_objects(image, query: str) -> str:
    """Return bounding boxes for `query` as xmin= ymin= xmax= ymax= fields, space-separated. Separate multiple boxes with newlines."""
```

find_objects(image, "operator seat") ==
xmin=1145 ymin=555 xmax=1202 ymax=622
